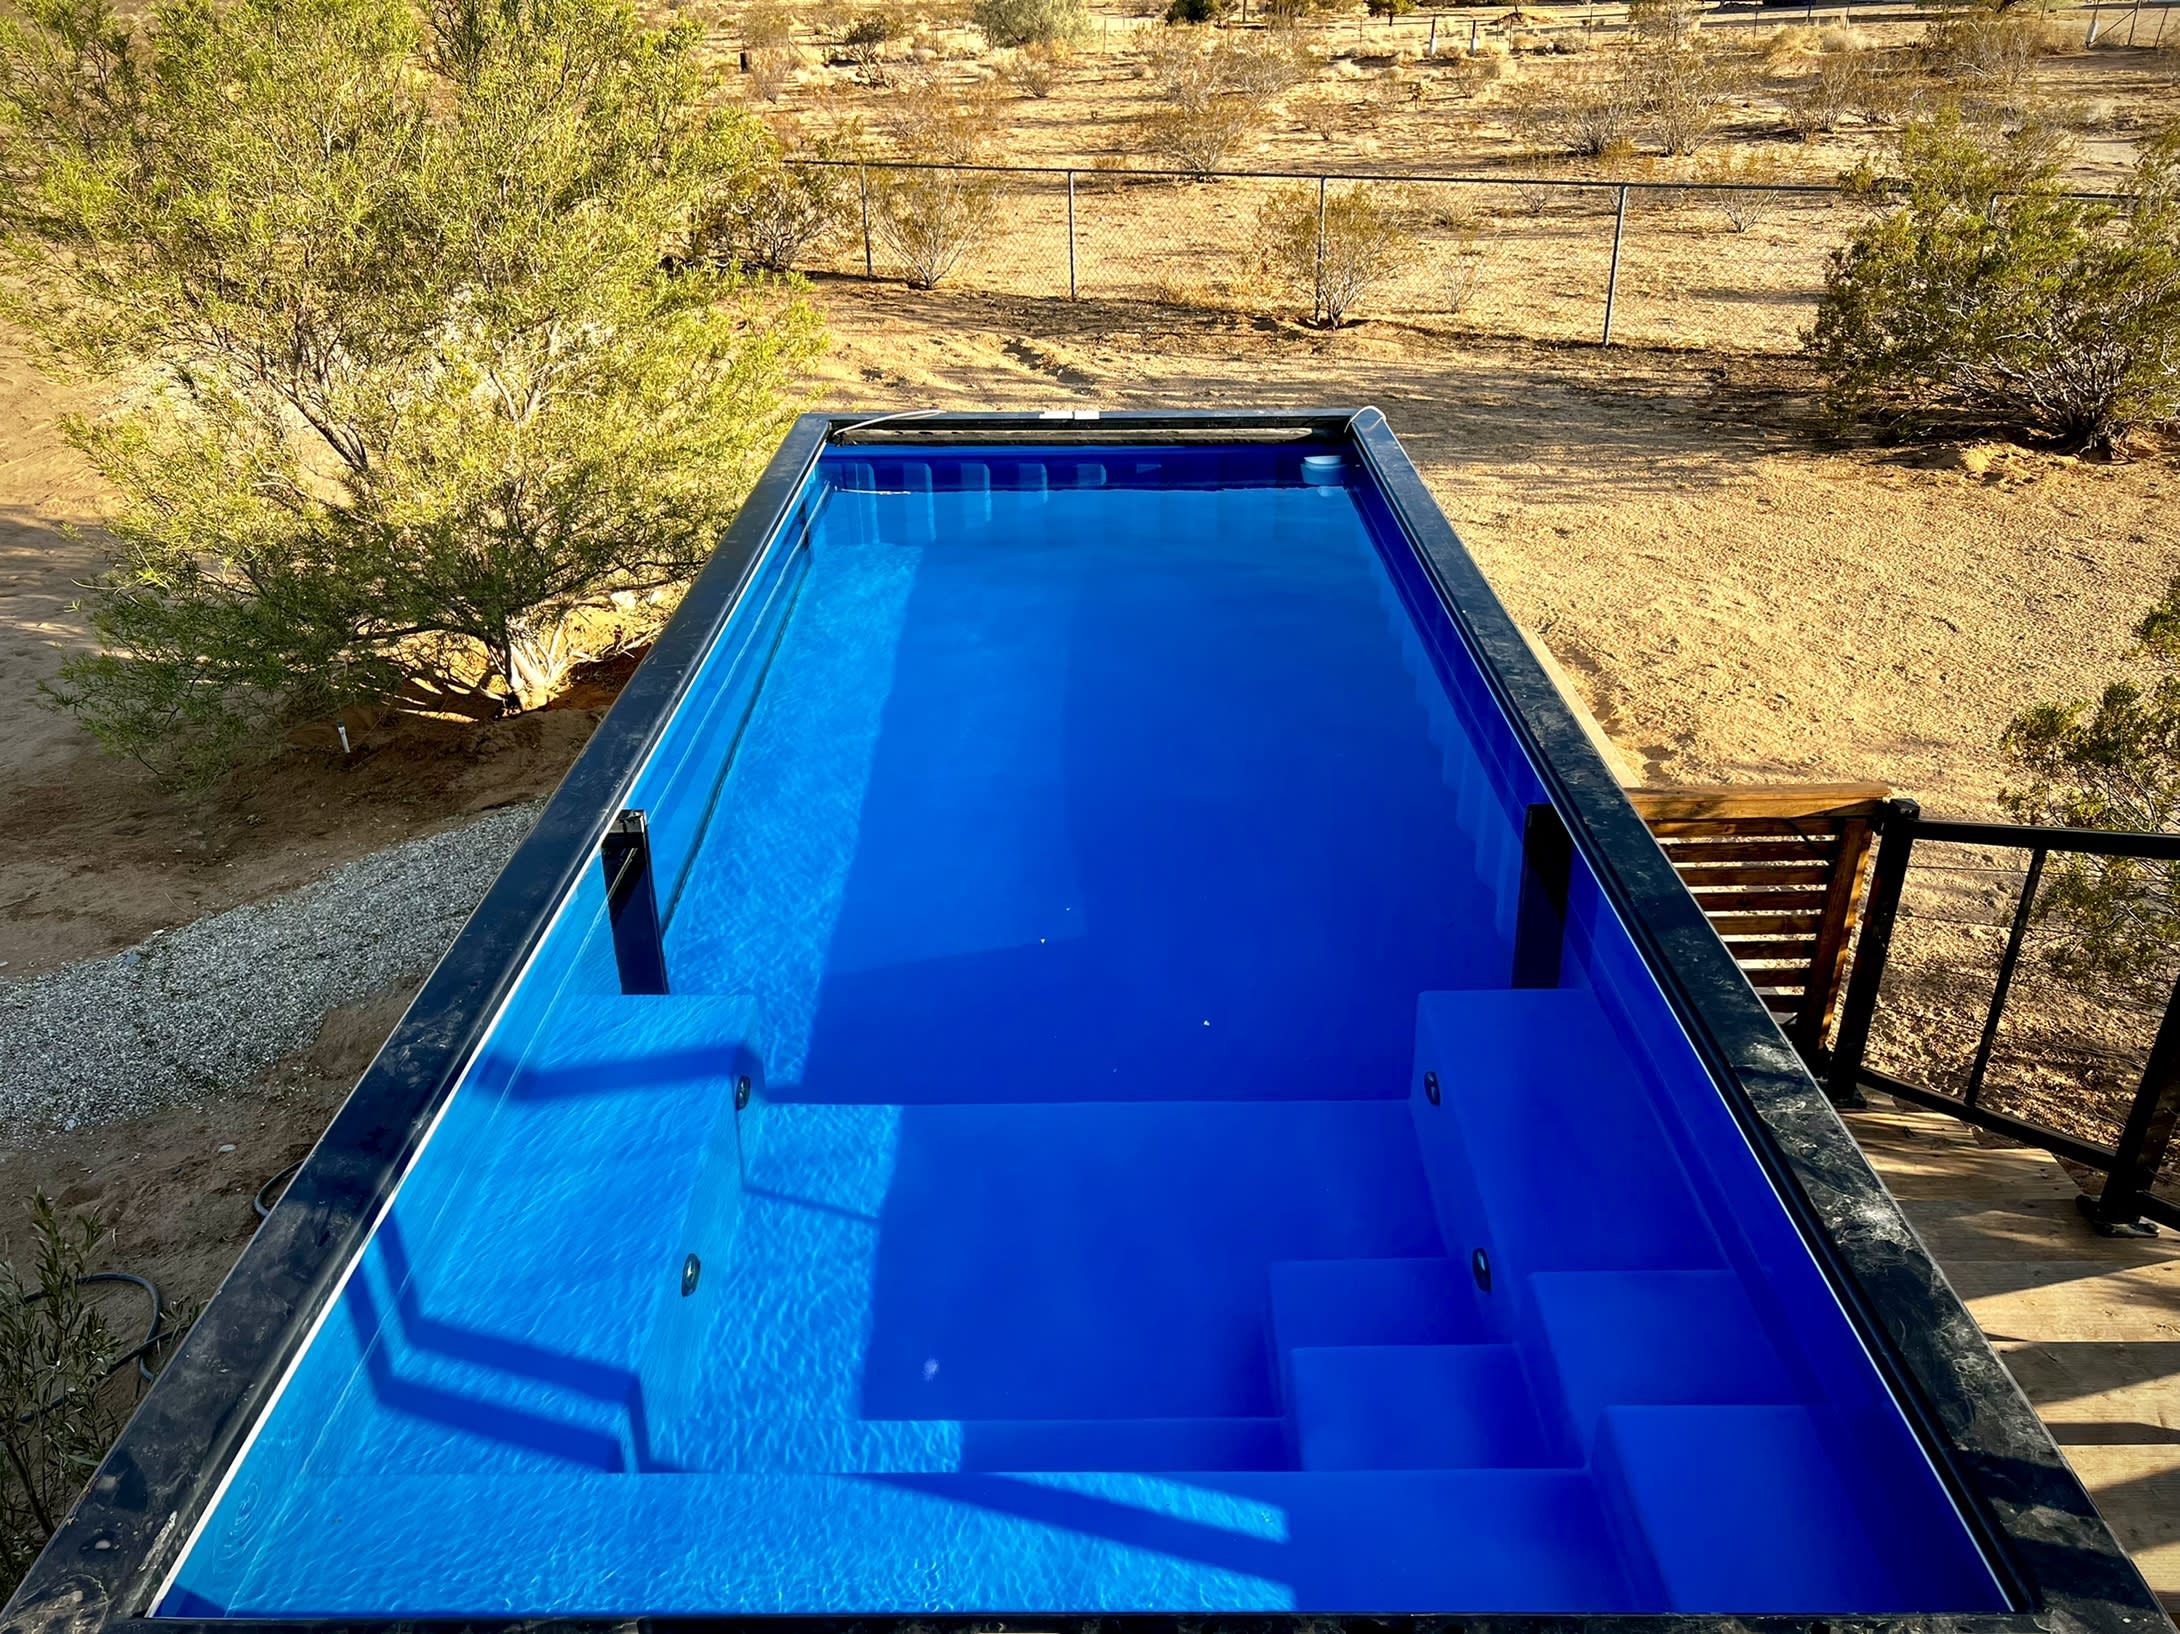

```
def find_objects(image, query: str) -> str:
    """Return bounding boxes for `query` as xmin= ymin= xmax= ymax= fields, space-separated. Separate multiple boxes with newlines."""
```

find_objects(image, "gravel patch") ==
xmin=0 ymin=802 xmax=540 ymax=1140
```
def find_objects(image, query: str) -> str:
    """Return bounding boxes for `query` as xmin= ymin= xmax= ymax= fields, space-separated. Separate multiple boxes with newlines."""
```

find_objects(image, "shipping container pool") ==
xmin=11 ymin=412 xmax=2162 ymax=1634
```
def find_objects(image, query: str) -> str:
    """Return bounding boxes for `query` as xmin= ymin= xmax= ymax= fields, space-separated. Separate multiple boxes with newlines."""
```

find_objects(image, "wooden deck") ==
xmin=1845 ymin=1094 xmax=2180 ymax=1614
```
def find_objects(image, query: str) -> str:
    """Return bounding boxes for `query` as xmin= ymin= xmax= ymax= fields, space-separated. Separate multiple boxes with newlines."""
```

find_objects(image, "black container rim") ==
xmin=5 ymin=408 xmax=2166 ymax=1634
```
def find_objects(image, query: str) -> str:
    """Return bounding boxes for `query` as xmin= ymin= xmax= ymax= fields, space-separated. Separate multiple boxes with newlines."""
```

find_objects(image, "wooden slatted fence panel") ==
xmin=1624 ymin=783 xmax=1889 ymax=1062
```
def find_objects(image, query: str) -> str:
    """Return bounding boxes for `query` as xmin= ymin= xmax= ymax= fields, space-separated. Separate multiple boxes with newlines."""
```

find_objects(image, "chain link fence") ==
xmin=801 ymin=161 xmax=1860 ymax=350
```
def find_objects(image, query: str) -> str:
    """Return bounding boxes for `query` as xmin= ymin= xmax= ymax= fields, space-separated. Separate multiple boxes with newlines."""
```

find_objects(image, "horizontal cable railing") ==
xmin=1825 ymin=802 xmax=2180 ymax=1234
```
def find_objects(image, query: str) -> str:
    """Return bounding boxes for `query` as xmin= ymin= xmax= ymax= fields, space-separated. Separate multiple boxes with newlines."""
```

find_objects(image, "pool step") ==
xmin=1526 ymin=1270 xmax=1799 ymax=1452
xmin=1288 ymin=1344 xmax=1556 ymax=1470
xmin=1266 ymin=1256 xmax=1485 ymax=1350
xmin=644 ymin=1415 xmax=1291 ymax=1475
xmin=958 ymin=1416 xmax=1288 ymax=1472
xmin=171 ymin=1468 xmax=1641 ymax=1616
xmin=1409 ymin=989 xmax=1723 ymax=1293
xmin=647 ymin=1097 xmax=1445 ymax=1443
xmin=1595 ymin=1404 xmax=1904 ymax=1611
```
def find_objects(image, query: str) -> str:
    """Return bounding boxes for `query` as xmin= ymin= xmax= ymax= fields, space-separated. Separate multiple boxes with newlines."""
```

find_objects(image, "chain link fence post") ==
xmin=858 ymin=166 xmax=876 ymax=281
xmin=1314 ymin=175 xmax=1328 ymax=328
xmin=1601 ymin=183 xmax=1629 ymax=346
xmin=1066 ymin=169 xmax=1078 ymax=301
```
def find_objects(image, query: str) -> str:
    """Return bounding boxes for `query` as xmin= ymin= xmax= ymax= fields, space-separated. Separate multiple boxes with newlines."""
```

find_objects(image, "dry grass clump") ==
xmin=1693 ymin=146 xmax=1785 ymax=229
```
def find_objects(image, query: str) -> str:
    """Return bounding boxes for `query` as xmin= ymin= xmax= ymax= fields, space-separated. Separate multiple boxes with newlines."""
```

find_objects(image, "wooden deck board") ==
xmin=1845 ymin=1094 xmax=2180 ymax=1615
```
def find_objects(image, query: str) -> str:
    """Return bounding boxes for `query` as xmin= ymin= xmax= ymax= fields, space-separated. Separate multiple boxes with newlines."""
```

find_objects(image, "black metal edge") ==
xmin=1341 ymin=408 xmax=2171 ymax=1634
xmin=6 ymin=408 xmax=2168 ymax=1634
xmin=1 ymin=412 xmax=840 ymax=1634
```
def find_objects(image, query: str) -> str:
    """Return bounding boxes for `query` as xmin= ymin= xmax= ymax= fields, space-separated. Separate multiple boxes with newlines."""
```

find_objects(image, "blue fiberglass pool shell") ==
xmin=8 ymin=412 xmax=2165 ymax=1634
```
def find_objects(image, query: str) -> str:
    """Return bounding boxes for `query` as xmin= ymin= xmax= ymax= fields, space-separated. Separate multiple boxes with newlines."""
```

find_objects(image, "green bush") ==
xmin=0 ymin=0 xmax=823 ymax=788
xmin=1807 ymin=110 xmax=2180 ymax=455
xmin=2002 ymin=578 xmax=2180 ymax=1000
xmin=2 ymin=1198 xmax=121 ymax=1591
xmin=697 ymin=123 xmax=860 ymax=272
xmin=971 ymin=0 xmax=1087 ymax=47
xmin=1165 ymin=0 xmax=1227 ymax=23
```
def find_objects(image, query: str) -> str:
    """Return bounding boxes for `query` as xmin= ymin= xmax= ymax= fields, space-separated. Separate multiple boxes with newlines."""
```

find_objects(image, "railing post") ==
xmin=2082 ymin=972 xmax=2180 ymax=1236
xmin=1066 ymin=169 xmax=1078 ymax=301
xmin=859 ymin=166 xmax=874 ymax=279
xmin=1314 ymin=175 xmax=1329 ymax=327
xmin=601 ymin=808 xmax=669 ymax=996
xmin=1825 ymin=797 xmax=1919 ymax=1107
xmin=1601 ymin=183 xmax=1629 ymax=346
xmin=1962 ymin=845 xmax=2046 ymax=1107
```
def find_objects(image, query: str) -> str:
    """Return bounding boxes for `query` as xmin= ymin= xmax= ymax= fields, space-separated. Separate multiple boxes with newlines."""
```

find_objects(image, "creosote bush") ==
xmin=1001 ymin=39 xmax=1070 ymax=93
xmin=0 ymin=0 xmax=823 ymax=789
xmin=1134 ymin=32 xmax=1305 ymax=177
xmin=1808 ymin=109 xmax=2180 ymax=455
xmin=2002 ymin=578 xmax=2180 ymax=1000
xmin=871 ymin=76 xmax=1002 ymax=285
xmin=971 ymin=0 xmax=1086 ymax=47
xmin=1256 ymin=182 xmax=1418 ymax=325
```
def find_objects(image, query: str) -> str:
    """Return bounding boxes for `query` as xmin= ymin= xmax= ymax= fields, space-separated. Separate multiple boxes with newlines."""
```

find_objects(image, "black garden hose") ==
xmin=12 ymin=1267 xmax=171 ymax=1419
xmin=253 ymin=1158 xmax=303 ymax=1221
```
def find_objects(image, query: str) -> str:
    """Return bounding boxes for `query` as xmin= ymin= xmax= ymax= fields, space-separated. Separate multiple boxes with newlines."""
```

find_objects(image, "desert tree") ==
xmin=2002 ymin=577 xmax=2180 ymax=1000
xmin=0 ymin=0 xmax=823 ymax=788
xmin=1807 ymin=109 xmax=2180 ymax=454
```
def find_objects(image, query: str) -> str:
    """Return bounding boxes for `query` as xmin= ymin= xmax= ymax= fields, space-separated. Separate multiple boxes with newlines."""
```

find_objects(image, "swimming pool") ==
xmin=10 ymin=412 xmax=2159 ymax=1634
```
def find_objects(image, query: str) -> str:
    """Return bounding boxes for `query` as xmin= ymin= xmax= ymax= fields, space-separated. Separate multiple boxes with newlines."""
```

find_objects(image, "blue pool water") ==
xmin=164 ymin=444 xmax=2005 ymax=1617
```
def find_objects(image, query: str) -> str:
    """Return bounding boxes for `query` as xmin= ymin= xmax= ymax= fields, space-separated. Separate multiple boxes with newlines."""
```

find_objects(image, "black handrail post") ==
xmin=1963 ymin=845 xmax=2046 ymax=1109
xmin=602 ymin=808 xmax=670 ymax=996
xmin=1825 ymin=797 xmax=1920 ymax=1108
xmin=2081 ymin=969 xmax=2180 ymax=1237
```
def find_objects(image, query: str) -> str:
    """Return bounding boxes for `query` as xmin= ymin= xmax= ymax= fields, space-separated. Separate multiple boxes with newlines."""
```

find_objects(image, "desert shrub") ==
xmin=842 ymin=9 xmax=908 ymax=65
xmin=1292 ymin=87 xmax=1352 ymax=140
xmin=1367 ymin=0 xmax=1416 ymax=17
xmin=1641 ymin=40 xmax=1742 ymax=155
xmin=2001 ymin=579 xmax=2180 ymax=1000
xmin=972 ymin=0 xmax=1087 ymax=46
xmin=697 ymin=124 xmax=859 ymax=271
xmin=1629 ymin=0 xmax=1703 ymax=49
xmin=1135 ymin=33 xmax=1299 ymax=176
xmin=744 ymin=0 xmax=796 ymax=48
xmin=1257 ymin=182 xmax=1419 ymax=325
xmin=0 ymin=0 xmax=823 ymax=786
xmin=1920 ymin=3 xmax=2058 ymax=107
xmin=1505 ymin=58 xmax=1643 ymax=156
xmin=1695 ymin=147 xmax=1784 ymax=229
xmin=1001 ymin=40 xmax=1070 ymax=93
xmin=1166 ymin=0 xmax=1227 ymax=20
xmin=2 ymin=1198 xmax=121 ymax=1589
xmin=1808 ymin=111 xmax=2180 ymax=454
xmin=871 ymin=78 xmax=1002 ymax=284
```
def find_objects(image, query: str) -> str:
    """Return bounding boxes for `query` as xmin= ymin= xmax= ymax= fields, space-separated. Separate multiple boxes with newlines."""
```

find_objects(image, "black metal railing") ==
xmin=1825 ymin=801 xmax=2180 ymax=1235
